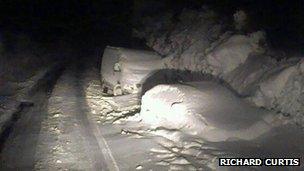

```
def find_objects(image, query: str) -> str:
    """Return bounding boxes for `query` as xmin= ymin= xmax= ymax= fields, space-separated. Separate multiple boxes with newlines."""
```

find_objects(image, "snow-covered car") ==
xmin=140 ymin=81 xmax=280 ymax=142
xmin=100 ymin=46 xmax=163 ymax=95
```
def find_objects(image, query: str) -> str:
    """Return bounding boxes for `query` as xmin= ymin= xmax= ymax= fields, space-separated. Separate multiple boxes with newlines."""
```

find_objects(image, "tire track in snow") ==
xmin=83 ymin=109 xmax=120 ymax=171
xmin=74 ymin=63 xmax=119 ymax=171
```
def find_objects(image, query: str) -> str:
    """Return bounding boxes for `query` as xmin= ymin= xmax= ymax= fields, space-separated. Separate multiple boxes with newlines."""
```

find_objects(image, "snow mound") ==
xmin=162 ymin=31 xmax=266 ymax=77
xmin=140 ymin=81 xmax=278 ymax=142
xmin=135 ymin=6 xmax=304 ymax=126
xmin=134 ymin=7 xmax=226 ymax=56
xmin=250 ymin=59 xmax=304 ymax=124
xmin=223 ymin=54 xmax=278 ymax=95
xmin=203 ymin=31 xmax=265 ymax=76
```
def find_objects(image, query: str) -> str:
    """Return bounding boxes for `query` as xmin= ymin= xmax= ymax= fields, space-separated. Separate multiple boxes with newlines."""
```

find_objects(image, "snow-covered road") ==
xmin=1 ymin=58 xmax=303 ymax=171
xmin=0 ymin=60 xmax=169 ymax=171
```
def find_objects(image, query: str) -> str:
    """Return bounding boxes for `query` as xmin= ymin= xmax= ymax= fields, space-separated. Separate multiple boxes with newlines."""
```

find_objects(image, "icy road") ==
xmin=0 ymin=59 xmax=303 ymax=171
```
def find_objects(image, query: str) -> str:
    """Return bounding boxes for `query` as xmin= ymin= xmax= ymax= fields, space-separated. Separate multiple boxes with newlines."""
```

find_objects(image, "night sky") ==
xmin=0 ymin=0 xmax=303 ymax=54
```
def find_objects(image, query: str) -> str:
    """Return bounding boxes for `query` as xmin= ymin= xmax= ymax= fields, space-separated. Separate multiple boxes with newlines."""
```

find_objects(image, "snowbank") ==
xmin=0 ymin=64 xmax=62 ymax=135
xmin=203 ymin=31 xmax=265 ymax=76
xmin=135 ymin=6 xmax=304 ymax=125
xmin=163 ymin=31 xmax=266 ymax=75
xmin=134 ymin=7 xmax=226 ymax=56
xmin=114 ymin=6 xmax=304 ymax=170
xmin=223 ymin=54 xmax=278 ymax=95
xmin=0 ymin=97 xmax=19 ymax=133
xmin=140 ymin=81 xmax=278 ymax=142
xmin=249 ymin=59 xmax=304 ymax=124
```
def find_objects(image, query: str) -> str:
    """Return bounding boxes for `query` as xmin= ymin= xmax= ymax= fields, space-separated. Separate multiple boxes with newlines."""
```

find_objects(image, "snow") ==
xmin=250 ymin=59 xmax=304 ymax=124
xmin=203 ymin=31 xmax=265 ymax=76
xmin=135 ymin=5 xmax=304 ymax=126
xmin=100 ymin=46 xmax=163 ymax=95
xmin=133 ymin=85 xmax=303 ymax=169
xmin=140 ymin=81 xmax=279 ymax=142
xmin=0 ymin=66 xmax=57 ymax=135
xmin=222 ymin=54 xmax=278 ymax=95
xmin=253 ymin=66 xmax=297 ymax=106
xmin=134 ymin=7 xmax=227 ymax=56
xmin=160 ymin=30 xmax=266 ymax=79
xmin=104 ymin=6 xmax=304 ymax=170
xmin=120 ymin=58 xmax=164 ymax=94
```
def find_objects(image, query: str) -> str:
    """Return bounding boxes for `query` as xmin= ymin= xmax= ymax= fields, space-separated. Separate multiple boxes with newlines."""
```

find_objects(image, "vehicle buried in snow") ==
xmin=100 ymin=46 xmax=164 ymax=96
xmin=140 ymin=81 xmax=281 ymax=142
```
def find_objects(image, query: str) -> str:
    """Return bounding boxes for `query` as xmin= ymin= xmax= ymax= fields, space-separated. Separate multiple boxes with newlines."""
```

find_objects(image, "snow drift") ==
xmin=249 ymin=59 xmax=304 ymax=124
xmin=134 ymin=7 xmax=227 ymax=57
xmin=97 ymin=6 xmax=304 ymax=170
xmin=135 ymin=7 xmax=304 ymax=126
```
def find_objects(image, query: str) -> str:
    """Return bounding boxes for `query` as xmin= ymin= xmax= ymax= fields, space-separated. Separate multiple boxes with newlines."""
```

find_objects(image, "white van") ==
xmin=100 ymin=46 xmax=163 ymax=95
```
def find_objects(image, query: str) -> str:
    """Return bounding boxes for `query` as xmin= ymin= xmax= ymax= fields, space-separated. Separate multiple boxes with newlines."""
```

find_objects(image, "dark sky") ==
xmin=0 ymin=0 xmax=133 ymax=49
xmin=210 ymin=0 xmax=304 ymax=54
xmin=0 ymin=0 xmax=303 ymax=54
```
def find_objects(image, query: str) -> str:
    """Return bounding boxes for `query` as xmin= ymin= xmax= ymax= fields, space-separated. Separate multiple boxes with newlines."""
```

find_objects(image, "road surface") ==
xmin=0 ymin=60 xmax=168 ymax=171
